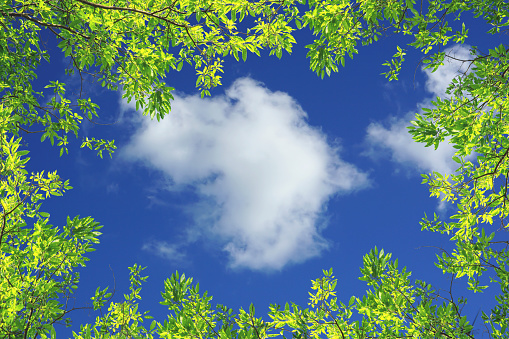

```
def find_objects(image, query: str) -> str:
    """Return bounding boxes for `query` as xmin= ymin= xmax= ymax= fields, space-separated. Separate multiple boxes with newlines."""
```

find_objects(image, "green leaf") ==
xmin=65 ymin=45 xmax=72 ymax=57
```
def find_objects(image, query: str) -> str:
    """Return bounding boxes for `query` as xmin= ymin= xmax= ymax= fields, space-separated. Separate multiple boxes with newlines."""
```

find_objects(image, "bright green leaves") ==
xmin=0 ymin=135 xmax=102 ymax=338
xmin=400 ymin=5 xmax=509 ymax=338
xmin=298 ymin=0 xmax=492 ymax=83
xmin=268 ymin=261 xmax=476 ymax=339
xmin=382 ymin=46 xmax=406 ymax=81
xmin=301 ymin=0 xmax=414 ymax=78
xmin=359 ymin=247 xmax=393 ymax=284
xmin=302 ymin=0 xmax=361 ymax=78
xmin=237 ymin=304 xmax=271 ymax=339
xmin=73 ymin=265 xmax=155 ymax=339
xmin=77 ymin=97 xmax=100 ymax=121
xmin=3 ymin=0 xmax=301 ymax=158
xmin=44 ymin=0 xmax=301 ymax=119
xmin=159 ymin=271 xmax=221 ymax=339
xmin=0 ymin=27 xmax=103 ymax=329
xmin=408 ymin=41 xmax=509 ymax=300
xmin=161 ymin=271 xmax=197 ymax=306
xmin=67 ymin=215 xmax=102 ymax=243
xmin=91 ymin=287 xmax=113 ymax=311
xmin=0 ymin=71 xmax=113 ymax=160
xmin=355 ymin=248 xmax=476 ymax=338
xmin=144 ymin=82 xmax=174 ymax=121
xmin=80 ymin=137 xmax=117 ymax=159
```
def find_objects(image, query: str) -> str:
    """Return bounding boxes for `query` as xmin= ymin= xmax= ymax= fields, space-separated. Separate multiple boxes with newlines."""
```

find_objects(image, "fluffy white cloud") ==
xmin=365 ymin=45 xmax=472 ymax=175
xmin=122 ymin=78 xmax=369 ymax=270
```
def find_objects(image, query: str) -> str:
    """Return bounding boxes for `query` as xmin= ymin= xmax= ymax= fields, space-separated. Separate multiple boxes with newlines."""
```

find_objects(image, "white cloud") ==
xmin=122 ymin=78 xmax=369 ymax=270
xmin=365 ymin=45 xmax=473 ymax=175
xmin=364 ymin=45 xmax=475 ymax=211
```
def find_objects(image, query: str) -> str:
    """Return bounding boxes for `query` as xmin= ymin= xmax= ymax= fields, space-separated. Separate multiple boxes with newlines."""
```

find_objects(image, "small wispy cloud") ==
xmin=106 ymin=183 xmax=119 ymax=194
xmin=122 ymin=77 xmax=369 ymax=270
xmin=142 ymin=240 xmax=187 ymax=265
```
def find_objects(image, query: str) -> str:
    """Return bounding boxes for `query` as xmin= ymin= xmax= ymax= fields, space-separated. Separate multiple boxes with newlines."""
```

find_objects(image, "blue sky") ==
xmin=27 ymin=12 xmax=502 ymax=336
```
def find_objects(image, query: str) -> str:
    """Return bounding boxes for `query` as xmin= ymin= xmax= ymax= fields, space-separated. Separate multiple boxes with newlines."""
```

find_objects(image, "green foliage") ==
xmin=0 ymin=134 xmax=102 ymax=338
xmin=79 ymin=252 xmax=474 ymax=339
xmin=73 ymin=265 xmax=155 ymax=339
xmin=409 ymin=41 xmax=509 ymax=337
xmin=268 ymin=250 xmax=474 ymax=339
xmin=1 ymin=0 xmax=509 ymax=337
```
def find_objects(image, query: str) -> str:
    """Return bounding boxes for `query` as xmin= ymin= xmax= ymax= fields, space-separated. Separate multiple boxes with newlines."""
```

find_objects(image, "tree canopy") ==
xmin=1 ymin=0 xmax=509 ymax=338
